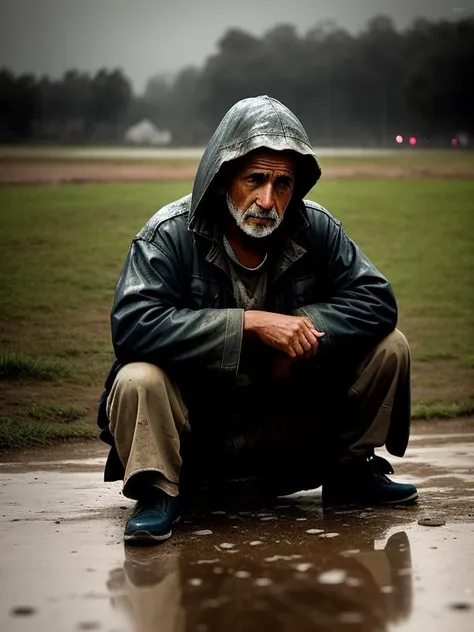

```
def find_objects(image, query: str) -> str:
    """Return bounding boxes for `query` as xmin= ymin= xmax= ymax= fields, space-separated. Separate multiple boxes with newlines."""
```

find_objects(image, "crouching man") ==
xmin=98 ymin=95 xmax=418 ymax=544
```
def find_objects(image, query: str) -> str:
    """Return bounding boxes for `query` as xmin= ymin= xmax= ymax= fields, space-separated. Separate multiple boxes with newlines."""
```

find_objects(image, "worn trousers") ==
xmin=107 ymin=330 xmax=410 ymax=499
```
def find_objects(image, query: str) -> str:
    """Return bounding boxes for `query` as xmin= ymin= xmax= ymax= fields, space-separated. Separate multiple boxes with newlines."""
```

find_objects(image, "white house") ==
xmin=124 ymin=119 xmax=172 ymax=146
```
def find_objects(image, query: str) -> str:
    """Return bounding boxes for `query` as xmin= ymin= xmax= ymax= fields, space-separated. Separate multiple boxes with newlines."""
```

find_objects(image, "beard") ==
xmin=226 ymin=192 xmax=284 ymax=241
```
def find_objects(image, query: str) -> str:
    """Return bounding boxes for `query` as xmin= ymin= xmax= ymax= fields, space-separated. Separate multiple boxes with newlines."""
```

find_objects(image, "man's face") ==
xmin=226 ymin=150 xmax=295 ymax=239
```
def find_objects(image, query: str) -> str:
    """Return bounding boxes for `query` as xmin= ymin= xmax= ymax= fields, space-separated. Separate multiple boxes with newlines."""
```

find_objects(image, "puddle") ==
xmin=0 ymin=422 xmax=473 ymax=631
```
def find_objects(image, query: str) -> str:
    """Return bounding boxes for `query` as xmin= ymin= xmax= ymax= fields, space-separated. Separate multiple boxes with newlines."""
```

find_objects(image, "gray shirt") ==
xmin=223 ymin=236 xmax=268 ymax=311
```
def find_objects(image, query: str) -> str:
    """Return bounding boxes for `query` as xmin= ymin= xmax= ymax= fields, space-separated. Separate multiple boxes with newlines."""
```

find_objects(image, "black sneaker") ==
xmin=124 ymin=489 xmax=181 ymax=544
xmin=322 ymin=455 xmax=418 ymax=507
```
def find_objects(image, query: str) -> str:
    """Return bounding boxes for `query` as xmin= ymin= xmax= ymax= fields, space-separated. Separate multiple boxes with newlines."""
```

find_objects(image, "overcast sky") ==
xmin=1 ymin=0 xmax=472 ymax=94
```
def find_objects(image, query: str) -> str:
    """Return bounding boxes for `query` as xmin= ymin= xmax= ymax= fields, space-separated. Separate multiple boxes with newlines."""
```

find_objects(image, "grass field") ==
xmin=0 ymin=174 xmax=473 ymax=450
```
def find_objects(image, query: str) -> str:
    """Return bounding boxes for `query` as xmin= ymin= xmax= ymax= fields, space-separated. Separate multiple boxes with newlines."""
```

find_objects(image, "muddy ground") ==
xmin=0 ymin=419 xmax=473 ymax=632
xmin=1 ymin=158 xmax=474 ymax=185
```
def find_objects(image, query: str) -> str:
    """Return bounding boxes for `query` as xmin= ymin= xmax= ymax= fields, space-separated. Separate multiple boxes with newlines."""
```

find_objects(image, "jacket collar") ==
xmin=201 ymin=200 xmax=309 ymax=281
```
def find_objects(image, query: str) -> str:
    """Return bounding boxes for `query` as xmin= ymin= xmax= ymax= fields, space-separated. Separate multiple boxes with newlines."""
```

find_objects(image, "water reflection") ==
xmin=108 ymin=528 xmax=412 ymax=632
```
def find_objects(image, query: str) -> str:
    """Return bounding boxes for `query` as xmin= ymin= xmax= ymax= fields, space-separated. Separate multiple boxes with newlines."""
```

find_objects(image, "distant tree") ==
xmin=0 ymin=69 xmax=42 ymax=140
xmin=87 ymin=69 xmax=132 ymax=135
xmin=405 ymin=18 xmax=474 ymax=133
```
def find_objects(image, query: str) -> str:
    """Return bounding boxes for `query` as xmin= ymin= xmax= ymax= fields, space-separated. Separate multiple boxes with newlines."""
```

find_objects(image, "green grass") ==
xmin=0 ymin=353 xmax=70 ymax=380
xmin=0 ymin=403 xmax=95 ymax=450
xmin=309 ymin=179 xmax=474 ymax=364
xmin=412 ymin=399 xmax=474 ymax=420
xmin=0 ymin=176 xmax=473 ymax=451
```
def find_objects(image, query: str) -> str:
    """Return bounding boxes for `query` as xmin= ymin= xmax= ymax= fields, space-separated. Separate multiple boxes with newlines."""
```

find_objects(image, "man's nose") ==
xmin=257 ymin=184 xmax=274 ymax=210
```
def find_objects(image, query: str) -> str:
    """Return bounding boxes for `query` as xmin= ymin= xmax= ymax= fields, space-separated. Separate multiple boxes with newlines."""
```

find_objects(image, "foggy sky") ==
xmin=1 ymin=0 xmax=472 ymax=94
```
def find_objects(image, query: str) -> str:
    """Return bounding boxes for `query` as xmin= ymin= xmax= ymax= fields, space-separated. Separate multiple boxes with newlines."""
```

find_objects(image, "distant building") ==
xmin=124 ymin=119 xmax=172 ymax=146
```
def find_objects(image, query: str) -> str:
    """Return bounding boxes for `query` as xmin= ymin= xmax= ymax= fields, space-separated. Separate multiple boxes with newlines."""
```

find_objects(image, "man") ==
xmin=98 ymin=95 xmax=418 ymax=545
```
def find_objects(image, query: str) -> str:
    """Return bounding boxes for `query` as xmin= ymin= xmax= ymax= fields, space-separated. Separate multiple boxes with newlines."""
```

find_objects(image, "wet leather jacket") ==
xmin=111 ymin=96 xmax=397 ymax=381
xmin=99 ymin=96 xmax=397 ymax=479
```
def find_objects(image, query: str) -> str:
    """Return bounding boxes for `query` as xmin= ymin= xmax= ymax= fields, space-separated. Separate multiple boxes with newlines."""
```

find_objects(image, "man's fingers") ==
xmin=292 ymin=338 xmax=306 ymax=357
xmin=302 ymin=317 xmax=325 ymax=338
xmin=302 ymin=326 xmax=318 ymax=348
xmin=298 ymin=331 xmax=313 ymax=353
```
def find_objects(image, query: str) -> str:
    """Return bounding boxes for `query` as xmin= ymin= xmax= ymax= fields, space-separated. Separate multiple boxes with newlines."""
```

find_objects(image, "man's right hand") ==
xmin=243 ymin=310 xmax=325 ymax=358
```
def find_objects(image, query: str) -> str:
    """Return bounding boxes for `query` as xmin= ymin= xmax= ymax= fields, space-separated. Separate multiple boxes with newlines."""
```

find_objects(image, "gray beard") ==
xmin=226 ymin=192 xmax=283 ymax=239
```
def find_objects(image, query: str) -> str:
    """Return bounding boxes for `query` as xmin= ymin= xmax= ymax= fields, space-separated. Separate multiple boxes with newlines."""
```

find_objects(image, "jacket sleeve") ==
xmin=294 ymin=218 xmax=397 ymax=359
xmin=111 ymin=237 xmax=243 ymax=378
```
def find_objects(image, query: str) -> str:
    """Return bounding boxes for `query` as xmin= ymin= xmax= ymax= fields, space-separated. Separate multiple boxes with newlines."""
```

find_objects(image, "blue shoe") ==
xmin=322 ymin=455 xmax=418 ymax=507
xmin=124 ymin=489 xmax=181 ymax=544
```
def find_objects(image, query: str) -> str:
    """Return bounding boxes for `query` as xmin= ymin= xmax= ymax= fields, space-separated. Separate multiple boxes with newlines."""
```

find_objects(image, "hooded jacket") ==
xmin=111 ymin=96 xmax=397 ymax=378
xmin=99 ymin=96 xmax=401 ymax=479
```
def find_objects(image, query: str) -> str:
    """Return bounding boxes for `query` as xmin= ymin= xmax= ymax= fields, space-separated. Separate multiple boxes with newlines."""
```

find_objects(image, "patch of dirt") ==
xmin=0 ymin=160 xmax=198 ymax=184
xmin=0 ymin=382 xmax=101 ymax=426
xmin=411 ymin=358 xmax=474 ymax=403
xmin=1 ymin=159 xmax=473 ymax=185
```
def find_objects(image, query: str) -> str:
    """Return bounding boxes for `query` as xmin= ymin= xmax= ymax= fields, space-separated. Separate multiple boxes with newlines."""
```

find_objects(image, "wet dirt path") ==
xmin=0 ymin=421 xmax=473 ymax=632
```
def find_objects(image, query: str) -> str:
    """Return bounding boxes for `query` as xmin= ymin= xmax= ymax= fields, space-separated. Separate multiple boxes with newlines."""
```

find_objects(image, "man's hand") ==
xmin=244 ymin=310 xmax=325 ymax=358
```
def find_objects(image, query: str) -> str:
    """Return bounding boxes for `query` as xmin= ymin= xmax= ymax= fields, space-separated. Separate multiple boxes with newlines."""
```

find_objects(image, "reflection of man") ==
xmin=108 ymin=551 xmax=185 ymax=632
xmin=98 ymin=95 xmax=417 ymax=544
xmin=108 ymin=531 xmax=412 ymax=632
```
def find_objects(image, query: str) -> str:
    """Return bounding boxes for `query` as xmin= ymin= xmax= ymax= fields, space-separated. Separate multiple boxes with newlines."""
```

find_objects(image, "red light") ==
xmin=395 ymin=135 xmax=403 ymax=144
xmin=409 ymin=136 xmax=417 ymax=146
xmin=451 ymin=138 xmax=458 ymax=147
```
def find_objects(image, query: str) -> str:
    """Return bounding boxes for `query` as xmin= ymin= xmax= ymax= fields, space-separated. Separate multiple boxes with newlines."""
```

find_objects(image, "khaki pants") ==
xmin=107 ymin=330 xmax=410 ymax=499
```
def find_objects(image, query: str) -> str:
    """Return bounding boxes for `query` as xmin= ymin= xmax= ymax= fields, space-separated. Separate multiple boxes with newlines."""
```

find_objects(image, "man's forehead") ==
xmin=240 ymin=149 xmax=296 ymax=175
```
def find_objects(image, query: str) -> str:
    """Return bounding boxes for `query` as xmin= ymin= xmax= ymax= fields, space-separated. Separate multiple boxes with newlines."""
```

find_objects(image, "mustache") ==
xmin=243 ymin=205 xmax=279 ymax=221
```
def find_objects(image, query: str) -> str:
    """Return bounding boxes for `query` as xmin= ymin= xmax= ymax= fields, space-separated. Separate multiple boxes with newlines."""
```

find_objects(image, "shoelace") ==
xmin=367 ymin=455 xmax=395 ymax=484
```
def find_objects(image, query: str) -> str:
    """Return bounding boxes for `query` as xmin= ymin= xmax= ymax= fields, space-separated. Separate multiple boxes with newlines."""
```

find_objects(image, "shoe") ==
xmin=322 ymin=455 xmax=418 ymax=507
xmin=124 ymin=488 xmax=181 ymax=544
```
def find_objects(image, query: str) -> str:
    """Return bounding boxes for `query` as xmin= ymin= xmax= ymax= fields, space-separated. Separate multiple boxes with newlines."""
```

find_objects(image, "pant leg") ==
xmin=107 ymin=362 xmax=189 ymax=499
xmin=240 ymin=329 xmax=410 ymax=488
xmin=340 ymin=329 xmax=411 ymax=460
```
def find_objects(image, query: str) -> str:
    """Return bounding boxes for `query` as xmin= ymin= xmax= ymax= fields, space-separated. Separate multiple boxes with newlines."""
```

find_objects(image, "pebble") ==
xmin=449 ymin=602 xmax=472 ymax=610
xmin=294 ymin=563 xmax=313 ymax=572
xmin=319 ymin=533 xmax=340 ymax=538
xmin=418 ymin=517 xmax=446 ymax=527
xmin=249 ymin=540 xmax=264 ymax=546
xmin=10 ymin=606 xmax=36 ymax=617
xmin=189 ymin=578 xmax=203 ymax=586
xmin=306 ymin=528 xmax=324 ymax=534
xmin=219 ymin=543 xmax=235 ymax=549
xmin=318 ymin=569 xmax=347 ymax=584
xmin=235 ymin=570 xmax=251 ymax=578
xmin=193 ymin=529 xmax=213 ymax=536
xmin=254 ymin=577 xmax=272 ymax=586
xmin=265 ymin=554 xmax=302 ymax=562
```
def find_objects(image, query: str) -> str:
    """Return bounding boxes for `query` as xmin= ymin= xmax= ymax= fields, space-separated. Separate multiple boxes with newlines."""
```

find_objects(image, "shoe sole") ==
xmin=124 ymin=517 xmax=180 ymax=545
xmin=323 ymin=491 xmax=419 ymax=508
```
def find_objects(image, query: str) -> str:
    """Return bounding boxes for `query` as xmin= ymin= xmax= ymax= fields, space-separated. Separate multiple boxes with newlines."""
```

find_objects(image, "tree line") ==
xmin=1 ymin=15 xmax=473 ymax=146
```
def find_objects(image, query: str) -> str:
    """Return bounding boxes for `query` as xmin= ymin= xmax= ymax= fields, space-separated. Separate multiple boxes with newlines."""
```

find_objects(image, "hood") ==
xmin=189 ymin=95 xmax=322 ymax=233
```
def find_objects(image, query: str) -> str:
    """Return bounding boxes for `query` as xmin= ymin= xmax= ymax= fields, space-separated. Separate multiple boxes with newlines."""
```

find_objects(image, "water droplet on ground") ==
xmin=189 ymin=578 xmax=203 ymax=586
xmin=318 ymin=570 xmax=347 ymax=584
xmin=254 ymin=577 xmax=272 ymax=586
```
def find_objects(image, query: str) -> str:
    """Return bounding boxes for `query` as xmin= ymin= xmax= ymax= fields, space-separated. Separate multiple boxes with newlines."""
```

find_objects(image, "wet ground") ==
xmin=0 ymin=420 xmax=473 ymax=632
